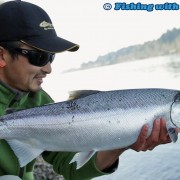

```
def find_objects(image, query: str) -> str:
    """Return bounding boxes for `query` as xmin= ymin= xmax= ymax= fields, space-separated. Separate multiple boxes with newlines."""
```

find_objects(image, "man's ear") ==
xmin=0 ymin=60 xmax=6 ymax=67
xmin=0 ymin=47 xmax=6 ymax=67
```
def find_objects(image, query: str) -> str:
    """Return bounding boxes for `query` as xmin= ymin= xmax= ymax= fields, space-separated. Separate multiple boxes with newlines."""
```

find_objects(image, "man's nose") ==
xmin=41 ymin=62 xmax=52 ymax=74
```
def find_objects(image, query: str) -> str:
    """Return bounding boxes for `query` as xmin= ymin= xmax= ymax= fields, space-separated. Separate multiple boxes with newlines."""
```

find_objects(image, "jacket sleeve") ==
xmin=42 ymin=151 xmax=110 ymax=180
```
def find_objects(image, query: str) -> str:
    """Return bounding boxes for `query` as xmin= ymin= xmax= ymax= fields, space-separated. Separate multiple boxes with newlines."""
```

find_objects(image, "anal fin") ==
xmin=7 ymin=139 xmax=43 ymax=167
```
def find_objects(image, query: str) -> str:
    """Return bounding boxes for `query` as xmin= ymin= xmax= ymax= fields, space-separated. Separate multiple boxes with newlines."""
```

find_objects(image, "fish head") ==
xmin=170 ymin=94 xmax=180 ymax=128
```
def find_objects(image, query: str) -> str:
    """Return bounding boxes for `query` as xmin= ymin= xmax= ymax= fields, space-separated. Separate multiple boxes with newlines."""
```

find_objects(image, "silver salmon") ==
xmin=0 ymin=88 xmax=180 ymax=169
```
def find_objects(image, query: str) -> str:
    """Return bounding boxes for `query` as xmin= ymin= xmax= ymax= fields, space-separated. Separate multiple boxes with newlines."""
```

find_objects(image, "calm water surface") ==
xmin=44 ymin=54 xmax=180 ymax=101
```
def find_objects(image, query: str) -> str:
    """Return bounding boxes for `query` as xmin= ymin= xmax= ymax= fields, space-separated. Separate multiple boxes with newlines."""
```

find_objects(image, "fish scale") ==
xmin=0 ymin=88 xmax=180 ymax=169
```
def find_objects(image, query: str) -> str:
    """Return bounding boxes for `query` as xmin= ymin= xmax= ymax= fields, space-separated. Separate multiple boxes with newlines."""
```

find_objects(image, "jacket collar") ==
xmin=0 ymin=80 xmax=28 ymax=106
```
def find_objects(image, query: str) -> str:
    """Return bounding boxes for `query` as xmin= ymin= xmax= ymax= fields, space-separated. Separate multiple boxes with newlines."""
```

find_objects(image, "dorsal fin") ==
xmin=68 ymin=90 xmax=100 ymax=100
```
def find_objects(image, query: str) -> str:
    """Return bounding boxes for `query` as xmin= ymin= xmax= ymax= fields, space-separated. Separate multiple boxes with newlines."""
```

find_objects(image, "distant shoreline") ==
xmin=63 ymin=28 xmax=180 ymax=73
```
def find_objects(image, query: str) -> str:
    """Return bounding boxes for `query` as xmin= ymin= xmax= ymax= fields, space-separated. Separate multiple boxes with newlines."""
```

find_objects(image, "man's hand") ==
xmin=130 ymin=118 xmax=172 ymax=151
xmin=96 ymin=118 xmax=175 ymax=171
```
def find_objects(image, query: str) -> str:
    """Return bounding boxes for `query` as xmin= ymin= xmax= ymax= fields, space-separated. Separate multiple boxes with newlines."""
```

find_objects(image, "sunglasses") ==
xmin=7 ymin=48 xmax=55 ymax=67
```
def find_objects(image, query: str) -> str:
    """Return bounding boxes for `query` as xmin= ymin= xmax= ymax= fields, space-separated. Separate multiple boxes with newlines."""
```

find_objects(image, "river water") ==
xmin=43 ymin=53 xmax=180 ymax=101
xmin=43 ymin=54 xmax=180 ymax=180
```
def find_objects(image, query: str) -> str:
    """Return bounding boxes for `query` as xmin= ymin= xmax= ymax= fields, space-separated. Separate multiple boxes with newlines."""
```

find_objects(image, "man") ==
xmin=0 ymin=1 xmax=173 ymax=180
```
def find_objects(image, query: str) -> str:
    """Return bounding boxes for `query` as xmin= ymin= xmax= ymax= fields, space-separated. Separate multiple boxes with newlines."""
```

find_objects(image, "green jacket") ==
xmin=0 ymin=82 xmax=110 ymax=180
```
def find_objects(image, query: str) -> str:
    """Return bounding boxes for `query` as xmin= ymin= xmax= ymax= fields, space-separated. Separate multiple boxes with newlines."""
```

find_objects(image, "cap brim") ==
xmin=21 ymin=36 xmax=79 ymax=53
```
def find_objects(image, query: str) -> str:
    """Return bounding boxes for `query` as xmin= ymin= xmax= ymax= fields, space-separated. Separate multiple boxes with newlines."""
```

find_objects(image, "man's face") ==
xmin=0 ymin=44 xmax=52 ymax=92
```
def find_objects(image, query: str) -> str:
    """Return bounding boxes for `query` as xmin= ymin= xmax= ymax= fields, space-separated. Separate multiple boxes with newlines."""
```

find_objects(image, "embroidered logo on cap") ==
xmin=39 ymin=21 xmax=54 ymax=30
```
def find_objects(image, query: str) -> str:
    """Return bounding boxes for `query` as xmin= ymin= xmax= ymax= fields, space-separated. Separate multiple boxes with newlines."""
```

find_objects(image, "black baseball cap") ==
xmin=0 ymin=0 xmax=79 ymax=53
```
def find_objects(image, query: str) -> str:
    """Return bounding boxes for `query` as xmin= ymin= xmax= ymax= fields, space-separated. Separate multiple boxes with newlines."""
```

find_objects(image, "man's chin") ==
xmin=29 ymin=85 xmax=42 ymax=92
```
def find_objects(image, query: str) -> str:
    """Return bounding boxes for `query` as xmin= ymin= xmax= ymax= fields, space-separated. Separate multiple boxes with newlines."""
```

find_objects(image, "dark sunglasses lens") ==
xmin=7 ymin=48 xmax=55 ymax=67
xmin=28 ymin=52 xmax=55 ymax=67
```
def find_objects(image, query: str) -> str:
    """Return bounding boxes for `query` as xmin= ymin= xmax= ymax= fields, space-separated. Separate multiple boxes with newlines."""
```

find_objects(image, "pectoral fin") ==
xmin=70 ymin=151 xmax=96 ymax=169
xmin=168 ymin=128 xmax=178 ymax=142
xmin=7 ymin=139 xmax=43 ymax=167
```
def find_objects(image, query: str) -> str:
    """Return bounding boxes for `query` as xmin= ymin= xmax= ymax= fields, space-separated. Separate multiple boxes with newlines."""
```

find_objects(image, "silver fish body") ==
xmin=0 ymin=88 xmax=180 ymax=169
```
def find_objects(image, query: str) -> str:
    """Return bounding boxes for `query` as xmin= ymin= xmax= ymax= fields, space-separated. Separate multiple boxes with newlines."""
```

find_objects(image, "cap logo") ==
xmin=39 ymin=21 xmax=54 ymax=30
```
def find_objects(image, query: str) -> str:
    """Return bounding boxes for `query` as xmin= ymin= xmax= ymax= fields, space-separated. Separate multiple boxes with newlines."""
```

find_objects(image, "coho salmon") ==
xmin=0 ymin=88 xmax=180 ymax=169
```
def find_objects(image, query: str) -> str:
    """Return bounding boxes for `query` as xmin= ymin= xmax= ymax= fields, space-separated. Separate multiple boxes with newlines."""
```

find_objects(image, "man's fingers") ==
xmin=159 ymin=118 xmax=171 ymax=143
xmin=131 ymin=124 xmax=148 ymax=151
xmin=144 ymin=119 xmax=160 ymax=149
xmin=130 ymin=118 xmax=175 ymax=152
